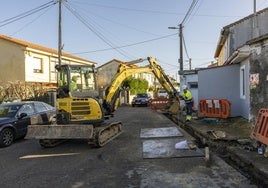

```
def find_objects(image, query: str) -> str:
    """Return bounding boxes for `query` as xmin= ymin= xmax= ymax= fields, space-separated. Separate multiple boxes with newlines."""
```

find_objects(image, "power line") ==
xmin=181 ymin=0 xmax=199 ymax=25
xmin=0 ymin=1 xmax=57 ymax=28
xmin=182 ymin=35 xmax=190 ymax=59
xmin=177 ymin=0 xmax=200 ymax=71
xmin=72 ymin=1 xmax=245 ymax=18
xmin=68 ymin=1 xmax=161 ymax=37
xmin=63 ymin=1 xmax=132 ymax=59
xmin=71 ymin=33 xmax=177 ymax=54
xmin=10 ymin=5 xmax=55 ymax=36
xmin=71 ymin=1 xmax=183 ymax=15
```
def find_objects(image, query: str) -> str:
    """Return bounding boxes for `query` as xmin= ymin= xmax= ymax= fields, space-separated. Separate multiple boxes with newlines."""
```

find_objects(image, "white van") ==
xmin=157 ymin=89 xmax=168 ymax=98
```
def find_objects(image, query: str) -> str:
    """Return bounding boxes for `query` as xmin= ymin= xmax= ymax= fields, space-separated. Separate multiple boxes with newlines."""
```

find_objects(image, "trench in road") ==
xmin=164 ymin=113 xmax=268 ymax=188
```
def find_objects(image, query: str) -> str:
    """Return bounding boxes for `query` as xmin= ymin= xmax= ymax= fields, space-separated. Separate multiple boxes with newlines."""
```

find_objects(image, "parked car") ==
xmin=132 ymin=93 xmax=152 ymax=107
xmin=157 ymin=89 xmax=169 ymax=98
xmin=0 ymin=101 xmax=56 ymax=147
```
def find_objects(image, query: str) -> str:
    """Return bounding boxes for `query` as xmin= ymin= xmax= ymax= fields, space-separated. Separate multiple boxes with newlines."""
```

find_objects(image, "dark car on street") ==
xmin=0 ymin=101 xmax=56 ymax=147
xmin=131 ymin=93 xmax=152 ymax=107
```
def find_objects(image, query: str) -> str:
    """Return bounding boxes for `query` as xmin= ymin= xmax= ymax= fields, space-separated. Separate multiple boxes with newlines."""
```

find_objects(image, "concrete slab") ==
xmin=140 ymin=127 xmax=183 ymax=138
xmin=142 ymin=138 xmax=205 ymax=159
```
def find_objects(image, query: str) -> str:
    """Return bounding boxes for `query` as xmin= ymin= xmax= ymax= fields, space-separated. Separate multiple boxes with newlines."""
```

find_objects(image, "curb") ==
xmin=166 ymin=114 xmax=268 ymax=187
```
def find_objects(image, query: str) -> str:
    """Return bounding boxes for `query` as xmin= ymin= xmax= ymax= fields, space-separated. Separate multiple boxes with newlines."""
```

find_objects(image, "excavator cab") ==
xmin=56 ymin=64 xmax=99 ymax=99
xmin=54 ymin=64 xmax=105 ymax=125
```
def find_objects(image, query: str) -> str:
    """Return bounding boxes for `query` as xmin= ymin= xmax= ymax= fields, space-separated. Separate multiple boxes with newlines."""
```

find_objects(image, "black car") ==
xmin=0 ymin=101 xmax=56 ymax=147
xmin=132 ymin=93 xmax=152 ymax=107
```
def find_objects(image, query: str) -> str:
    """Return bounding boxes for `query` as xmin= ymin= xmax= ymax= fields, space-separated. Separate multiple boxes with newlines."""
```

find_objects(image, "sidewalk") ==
xmin=169 ymin=112 xmax=268 ymax=187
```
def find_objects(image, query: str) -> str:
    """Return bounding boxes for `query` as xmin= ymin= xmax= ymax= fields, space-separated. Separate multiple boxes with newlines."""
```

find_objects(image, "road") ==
xmin=0 ymin=106 xmax=257 ymax=188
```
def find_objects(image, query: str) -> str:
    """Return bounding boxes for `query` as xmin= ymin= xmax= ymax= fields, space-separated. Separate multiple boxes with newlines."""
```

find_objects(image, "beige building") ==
xmin=97 ymin=59 xmax=155 ymax=90
xmin=97 ymin=59 xmax=156 ymax=103
xmin=0 ymin=34 xmax=96 ymax=89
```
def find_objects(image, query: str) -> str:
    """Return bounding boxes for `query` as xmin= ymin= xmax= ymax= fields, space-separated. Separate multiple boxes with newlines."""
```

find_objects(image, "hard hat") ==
xmin=182 ymin=85 xmax=187 ymax=90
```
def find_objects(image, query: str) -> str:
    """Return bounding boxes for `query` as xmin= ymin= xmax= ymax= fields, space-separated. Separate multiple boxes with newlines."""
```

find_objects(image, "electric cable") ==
xmin=67 ymin=1 xmax=161 ymax=37
xmin=72 ymin=0 xmax=247 ymax=18
xmin=181 ymin=0 xmax=199 ymax=25
xmin=63 ymin=1 xmax=133 ymax=59
xmin=10 ymin=4 xmax=55 ymax=36
xmin=71 ymin=33 xmax=177 ymax=54
xmin=71 ymin=1 xmax=183 ymax=15
xmin=0 ymin=1 xmax=57 ymax=28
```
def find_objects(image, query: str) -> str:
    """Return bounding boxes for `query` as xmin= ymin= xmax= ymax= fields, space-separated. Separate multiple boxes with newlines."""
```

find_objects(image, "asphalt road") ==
xmin=0 ymin=106 xmax=257 ymax=188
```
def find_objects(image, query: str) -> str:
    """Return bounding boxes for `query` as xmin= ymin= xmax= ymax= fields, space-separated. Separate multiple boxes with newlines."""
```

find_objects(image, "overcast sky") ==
xmin=1 ymin=0 xmax=268 ymax=79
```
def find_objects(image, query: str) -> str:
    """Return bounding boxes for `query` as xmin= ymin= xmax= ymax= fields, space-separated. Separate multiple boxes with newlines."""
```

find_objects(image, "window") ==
xmin=33 ymin=57 xmax=43 ymax=73
xmin=189 ymin=82 xmax=198 ymax=89
xmin=35 ymin=102 xmax=48 ymax=112
xmin=20 ymin=104 xmax=35 ymax=115
xmin=50 ymin=59 xmax=57 ymax=81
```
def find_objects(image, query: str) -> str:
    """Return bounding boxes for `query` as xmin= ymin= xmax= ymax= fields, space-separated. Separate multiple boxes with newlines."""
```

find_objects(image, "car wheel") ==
xmin=0 ymin=128 xmax=14 ymax=147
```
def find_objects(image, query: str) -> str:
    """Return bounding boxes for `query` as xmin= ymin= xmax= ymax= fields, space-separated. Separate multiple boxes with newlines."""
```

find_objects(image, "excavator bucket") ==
xmin=167 ymin=99 xmax=180 ymax=115
xmin=25 ymin=124 xmax=94 ymax=139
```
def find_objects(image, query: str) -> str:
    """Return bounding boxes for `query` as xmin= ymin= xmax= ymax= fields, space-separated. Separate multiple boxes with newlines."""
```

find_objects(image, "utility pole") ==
xmin=253 ymin=0 xmax=259 ymax=38
xmin=58 ymin=0 xmax=62 ymax=66
xmin=168 ymin=25 xmax=184 ymax=73
xmin=179 ymin=24 xmax=183 ymax=72
xmin=169 ymin=0 xmax=198 ymax=74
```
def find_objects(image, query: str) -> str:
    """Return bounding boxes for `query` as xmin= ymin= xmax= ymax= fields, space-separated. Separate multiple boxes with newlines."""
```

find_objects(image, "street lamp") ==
xmin=168 ymin=24 xmax=183 ymax=74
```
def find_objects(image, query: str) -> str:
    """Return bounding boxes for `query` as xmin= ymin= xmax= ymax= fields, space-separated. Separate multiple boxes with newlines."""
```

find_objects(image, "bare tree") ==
xmin=0 ymin=81 xmax=49 ymax=101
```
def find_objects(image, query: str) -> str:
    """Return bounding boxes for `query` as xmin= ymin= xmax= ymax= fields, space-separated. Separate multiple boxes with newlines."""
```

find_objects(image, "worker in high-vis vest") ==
xmin=181 ymin=85 xmax=193 ymax=121
xmin=70 ymin=76 xmax=78 ymax=91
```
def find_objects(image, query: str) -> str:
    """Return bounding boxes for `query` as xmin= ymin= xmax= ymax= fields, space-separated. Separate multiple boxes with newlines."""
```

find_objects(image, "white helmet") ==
xmin=182 ymin=85 xmax=187 ymax=90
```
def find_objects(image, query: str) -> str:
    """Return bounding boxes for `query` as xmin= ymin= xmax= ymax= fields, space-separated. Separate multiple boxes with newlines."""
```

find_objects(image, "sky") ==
xmin=1 ymin=0 xmax=268 ymax=80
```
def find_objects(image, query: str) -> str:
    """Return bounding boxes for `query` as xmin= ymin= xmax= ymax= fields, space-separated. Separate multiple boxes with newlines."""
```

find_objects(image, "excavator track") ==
xmin=26 ymin=122 xmax=123 ymax=148
xmin=93 ymin=121 xmax=123 ymax=147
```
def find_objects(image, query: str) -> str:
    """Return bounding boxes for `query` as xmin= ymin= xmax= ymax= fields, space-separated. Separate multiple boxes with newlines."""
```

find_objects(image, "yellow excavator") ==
xmin=26 ymin=62 xmax=123 ymax=147
xmin=26 ymin=56 xmax=179 ymax=147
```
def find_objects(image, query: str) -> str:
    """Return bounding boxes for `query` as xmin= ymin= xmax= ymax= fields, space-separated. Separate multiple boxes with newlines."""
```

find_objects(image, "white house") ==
xmin=0 ymin=34 xmax=96 ymax=89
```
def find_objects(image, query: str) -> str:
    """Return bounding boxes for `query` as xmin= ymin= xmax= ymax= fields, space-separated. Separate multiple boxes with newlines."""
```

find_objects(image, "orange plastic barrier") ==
xmin=150 ymin=98 xmax=169 ymax=110
xmin=251 ymin=108 xmax=268 ymax=145
xmin=199 ymin=99 xmax=231 ymax=119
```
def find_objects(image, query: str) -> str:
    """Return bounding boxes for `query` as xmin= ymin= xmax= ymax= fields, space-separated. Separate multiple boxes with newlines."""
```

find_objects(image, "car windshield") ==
xmin=136 ymin=94 xmax=148 ymax=98
xmin=0 ymin=104 xmax=22 ymax=118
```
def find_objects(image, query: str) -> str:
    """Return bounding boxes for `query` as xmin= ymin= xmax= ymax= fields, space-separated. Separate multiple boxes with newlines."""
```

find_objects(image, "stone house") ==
xmin=198 ymin=7 xmax=268 ymax=123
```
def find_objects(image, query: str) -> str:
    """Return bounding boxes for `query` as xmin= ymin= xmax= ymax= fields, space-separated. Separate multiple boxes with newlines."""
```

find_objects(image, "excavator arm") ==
xmin=103 ymin=57 xmax=180 ymax=115
xmin=103 ymin=61 xmax=152 ymax=115
xmin=147 ymin=57 xmax=178 ymax=99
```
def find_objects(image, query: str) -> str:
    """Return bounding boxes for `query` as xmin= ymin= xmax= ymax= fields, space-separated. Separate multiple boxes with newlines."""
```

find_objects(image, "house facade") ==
xmin=214 ymin=8 xmax=268 ymax=66
xmin=0 ymin=34 xmax=95 ymax=89
xmin=209 ymin=8 xmax=268 ymax=122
